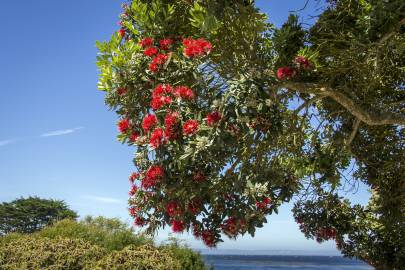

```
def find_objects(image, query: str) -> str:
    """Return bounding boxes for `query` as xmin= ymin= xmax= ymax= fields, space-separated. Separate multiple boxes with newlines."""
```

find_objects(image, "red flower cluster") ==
xmin=294 ymin=56 xmax=312 ymax=70
xmin=173 ymin=86 xmax=195 ymax=100
xmin=159 ymin=38 xmax=173 ymax=50
xmin=142 ymin=114 xmax=157 ymax=132
xmin=116 ymin=87 xmax=127 ymax=95
xmin=166 ymin=201 xmax=183 ymax=217
xmin=171 ymin=220 xmax=185 ymax=233
xmin=277 ymin=67 xmax=296 ymax=80
xmin=129 ymin=207 xmax=138 ymax=217
xmin=183 ymin=38 xmax=212 ymax=58
xmin=164 ymin=112 xmax=180 ymax=141
xmin=149 ymin=53 xmax=168 ymax=73
xmin=151 ymin=84 xmax=173 ymax=110
xmin=129 ymin=172 xmax=140 ymax=183
xmin=193 ymin=171 xmax=206 ymax=183
xmin=206 ymin=111 xmax=222 ymax=126
xmin=316 ymin=227 xmax=337 ymax=242
xmin=129 ymin=132 xmax=139 ymax=142
xmin=139 ymin=37 xmax=154 ymax=48
xmin=192 ymin=223 xmax=201 ymax=238
xmin=222 ymin=218 xmax=239 ymax=236
xmin=188 ymin=198 xmax=202 ymax=215
xmin=118 ymin=119 xmax=131 ymax=133
xmin=134 ymin=216 xmax=146 ymax=227
xmin=119 ymin=28 xmax=126 ymax=38
xmin=256 ymin=197 xmax=272 ymax=210
xmin=183 ymin=119 xmax=199 ymax=135
xmin=144 ymin=46 xmax=159 ymax=57
xmin=201 ymin=230 xmax=216 ymax=247
xmin=129 ymin=185 xmax=137 ymax=196
xmin=142 ymin=165 xmax=164 ymax=189
xmin=149 ymin=128 xmax=166 ymax=148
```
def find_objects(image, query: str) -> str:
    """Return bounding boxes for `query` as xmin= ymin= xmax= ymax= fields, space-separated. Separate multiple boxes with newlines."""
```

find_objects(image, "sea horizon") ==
xmin=201 ymin=254 xmax=373 ymax=270
xmin=196 ymin=248 xmax=342 ymax=256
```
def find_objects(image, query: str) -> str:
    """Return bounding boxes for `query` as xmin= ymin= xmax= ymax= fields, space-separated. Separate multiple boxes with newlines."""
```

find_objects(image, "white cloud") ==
xmin=0 ymin=139 xmax=16 ymax=147
xmin=84 ymin=195 xmax=123 ymax=204
xmin=41 ymin=127 xmax=84 ymax=137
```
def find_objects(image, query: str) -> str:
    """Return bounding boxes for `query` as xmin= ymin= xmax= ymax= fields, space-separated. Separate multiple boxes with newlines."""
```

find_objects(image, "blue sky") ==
xmin=0 ymin=0 xmax=370 ymax=254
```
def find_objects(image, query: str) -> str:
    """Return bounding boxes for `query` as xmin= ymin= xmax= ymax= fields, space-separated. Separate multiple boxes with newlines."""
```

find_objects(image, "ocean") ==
xmin=203 ymin=255 xmax=373 ymax=270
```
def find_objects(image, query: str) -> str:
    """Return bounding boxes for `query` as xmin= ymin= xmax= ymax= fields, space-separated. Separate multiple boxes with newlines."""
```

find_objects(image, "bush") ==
xmin=162 ymin=238 xmax=210 ymax=270
xmin=94 ymin=245 xmax=181 ymax=270
xmin=37 ymin=216 xmax=152 ymax=251
xmin=0 ymin=235 xmax=209 ymax=270
xmin=0 ymin=236 xmax=106 ymax=270
xmin=0 ymin=217 xmax=210 ymax=269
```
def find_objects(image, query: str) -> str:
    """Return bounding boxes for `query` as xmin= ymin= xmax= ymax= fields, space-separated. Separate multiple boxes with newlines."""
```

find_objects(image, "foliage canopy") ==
xmin=0 ymin=196 xmax=77 ymax=235
xmin=97 ymin=0 xmax=404 ymax=268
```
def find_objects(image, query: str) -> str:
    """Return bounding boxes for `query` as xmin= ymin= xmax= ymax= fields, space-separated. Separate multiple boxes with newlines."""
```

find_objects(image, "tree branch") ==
xmin=346 ymin=119 xmax=361 ymax=146
xmin=278 ymin=82 xmax=405 ymax=126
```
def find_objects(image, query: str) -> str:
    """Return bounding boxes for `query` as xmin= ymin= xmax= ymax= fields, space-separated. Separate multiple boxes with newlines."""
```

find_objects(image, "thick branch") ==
xmin=278 ymin=82 xmax=405 ymax=126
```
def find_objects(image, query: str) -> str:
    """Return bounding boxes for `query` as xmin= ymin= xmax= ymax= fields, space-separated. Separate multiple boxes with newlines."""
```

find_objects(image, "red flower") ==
xmin=183 ymin=120 xmax=199 ymax=135
xmin=129 ymin=172 xmax=140 ymax=183
xmin=166 ymin=201 xmax=183 ymax=217
xmin=164 ymin=112 xmax=180 ymax=141
xmin=206 ymin=111 xmax=222 ymax=126
xmin=117 ymin=87 xmax=127 ymax=95
xmin=276 ymin=67 xmax=296 ymax=80
xmin=149 ymin=128 xmax=166 ymax=148
xmin=139 ymin=37 xmax=154 ymax=48
xmin=263 ymin=197 xmax=272 ymax=204
xmin=144 ymin=46 xmax=159 ymax=57
xmin=152 ymin=84 xmax=173 ymax=98
xmin=183 ymin=38 xmax=212 ymax=58
xmin=129 ymin=207 xmax=138 ymax=217
xmin=149 ymin=54 xmax=169 ymax=72
xmin=151 ymin=96 xmax=172 ymax=110
xmin=173 ymin=86 xmax=195 ymax=100
xmin=118 ymin=119 xmax=131 ymax=133
xmin=134 ymin=216 xmax=146 ymax=227
xmin=129 ymin=185 xmax=137 ymax=196
xmin=201 ymin=230 xmax=216 ymax=247
xmin=256 ymin=197 xmax=272 ymax=210
xmin=188 ymin=198 xmax=202 ymax=215
xmin=142 ymin=165 xmax=164 ymax=189
xmin=149 ymin=62 xmax=158 ymax=72
xmin=151 ymin=84 xmax=173 ymax=110
xmin=294 ymin=56 xmax=312 ymax=70
xmin=129 ymin=132 xmax=139 ymax=142
xmin=192 ymin=223 xmax=201 ymax=238
xmin=142 ymin=114 xmax=157 ymax=132
xmin=171 ymin=220 xmax=185 ymax=233
xmin=159 ymin=38 xmax=173 ymax=50
xmin=119 ymin=28 xmax=126 ymax=38
xmin=193 ymin=171 xmax=206 ymax=183
xmin=222 ymin=218 xmax=238 ymax=236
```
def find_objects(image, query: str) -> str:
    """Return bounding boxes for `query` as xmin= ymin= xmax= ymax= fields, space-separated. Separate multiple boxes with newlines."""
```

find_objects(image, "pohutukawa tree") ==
xmin=97 ymin=0 xmax=404 ymax=269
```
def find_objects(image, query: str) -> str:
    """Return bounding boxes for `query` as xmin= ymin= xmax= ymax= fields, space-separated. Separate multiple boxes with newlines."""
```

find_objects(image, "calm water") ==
xmin=203 ymin=255 xmax=373 ymax=270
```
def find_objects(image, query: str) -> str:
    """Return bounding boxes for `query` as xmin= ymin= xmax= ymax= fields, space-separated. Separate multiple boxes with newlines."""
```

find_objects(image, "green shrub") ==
xmin=0 ymin=217 xmax=210 ymax=270
xmin=0 ymin=236 xmax=106 ymax=270
xmin=94 ymin=244 xmax=182 ymax=270
xmin=162 ymin=238 xmax=211 ymax=270
xmin=37 ymin=216 xmax=152 ymax=251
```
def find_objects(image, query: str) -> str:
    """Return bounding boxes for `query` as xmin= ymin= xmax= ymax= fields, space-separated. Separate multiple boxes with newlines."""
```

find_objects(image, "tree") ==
xmin=96 ymin=0 xmax=404 ymax=268
xmin=0 ymin=197 xmax=77 ymax=235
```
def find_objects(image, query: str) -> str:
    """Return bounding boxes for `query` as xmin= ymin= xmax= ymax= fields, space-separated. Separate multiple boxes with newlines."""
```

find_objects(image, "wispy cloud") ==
xmin=84 ymin=195 xmax=123 ymax=204
xmin=0 ymin=139 xmax=17 ymax=147
xmin=41 ymin=127 xmax=84 ymax=137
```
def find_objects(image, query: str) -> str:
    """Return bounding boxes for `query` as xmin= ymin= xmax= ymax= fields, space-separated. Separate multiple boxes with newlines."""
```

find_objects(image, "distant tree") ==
xmin=0 ymin=196 xmax=77 ymax=235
